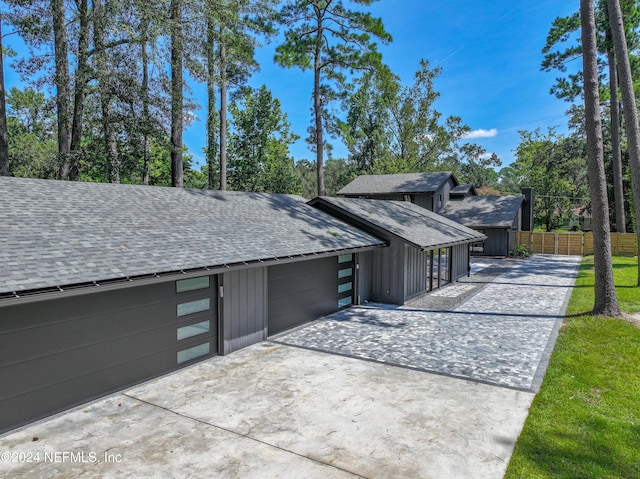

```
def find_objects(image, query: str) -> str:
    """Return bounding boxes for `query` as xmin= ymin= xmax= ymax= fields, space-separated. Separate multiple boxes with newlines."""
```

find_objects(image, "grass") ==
xmin=505 ymin=256 xmax=640 ymax=479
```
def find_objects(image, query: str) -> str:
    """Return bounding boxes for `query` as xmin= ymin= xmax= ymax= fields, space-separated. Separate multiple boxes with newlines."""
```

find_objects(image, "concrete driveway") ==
xmin=0 ymin=255 xmax=580 ymax=479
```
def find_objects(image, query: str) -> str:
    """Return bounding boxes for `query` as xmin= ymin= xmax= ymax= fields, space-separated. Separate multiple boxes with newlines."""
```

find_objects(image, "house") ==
xmin=439 ymin=195 xmax=525 ymax=256
xmin=309 ymin=197 xmax=486 ymax=304
xmin=0 ymin=177 xmax=482 ymax=433
xmin=337 ymin=171 xmax=457 ymax=213
xmin=338 ymin=172 xmax=534 ymax=256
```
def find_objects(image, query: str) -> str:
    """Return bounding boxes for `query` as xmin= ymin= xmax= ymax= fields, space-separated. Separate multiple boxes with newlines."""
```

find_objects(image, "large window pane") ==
xmin=177 ymin=342 xmax=210 ymax=364
xmin=177 ymin=298 xmax=210 ymax=317
xmin=177 ymin=320 xmax=210 ymax=341
xmin=176 ymin=276 xmax=210 ymax=293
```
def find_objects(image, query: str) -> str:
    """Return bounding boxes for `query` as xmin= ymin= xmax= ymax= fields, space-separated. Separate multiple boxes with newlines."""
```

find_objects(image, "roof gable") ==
xmin=337 ymin=172 xmax=456 ymax=195
xmin=310 ymin=196 xmax=486 ymax=250
xmin=0 ymin=177 xmax=384 ymax=294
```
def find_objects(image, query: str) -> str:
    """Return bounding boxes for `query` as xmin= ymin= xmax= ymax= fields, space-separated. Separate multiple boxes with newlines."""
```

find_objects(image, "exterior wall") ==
xmin=222 ymin=267 xmax=267 ymax=355
xmin=0 ymin=277 xmax=218 ymax=434
xmin=451 ymin=243 xmax=470 ymax=281
xmin=356 ymin=250 xmax=374 ymax=304
xmin=433 ymin=178 xmax=455 ymax=213
xmin=268 ymin=256 xmax=342 ymax=335
xmin=481 ymin=228 xmax=510 ymax=256
xmin=413 ymin=193 xmax=434 ymax=211
xmin=404 ymin=245 xmax=429 ymax=299
xmin=369 ymin=238 xmax=406 ymax=304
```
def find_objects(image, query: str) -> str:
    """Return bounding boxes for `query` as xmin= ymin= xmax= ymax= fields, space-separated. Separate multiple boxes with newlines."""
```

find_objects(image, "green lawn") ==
xmin=505 ymin=256 xmax=640 ymax=479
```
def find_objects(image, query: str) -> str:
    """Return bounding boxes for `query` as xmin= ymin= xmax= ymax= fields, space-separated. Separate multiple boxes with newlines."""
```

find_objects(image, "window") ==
xmin=177 ymin=320 xmax=210 ymax=341
xmin=338 ymin=297 xmax=352 ymax=308
xmin=338 ymin=254 xmax=353 ymax=263
xmin=176 ymin=276 xmax=209 ymax=293
xmin=338 ymin=268 xmax=352 ymax=279
xmin=177 ymin=342 xmax=210 ymax=364
xmin=177 ymin=298 xmax=210 ymax=317
xmin=338 ymin=254 xmax=354 ymax=309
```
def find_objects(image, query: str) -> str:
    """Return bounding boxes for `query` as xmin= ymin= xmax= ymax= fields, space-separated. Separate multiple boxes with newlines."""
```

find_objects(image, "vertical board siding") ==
xmin=370 ymin=239 xmax=405 ymax=304
xmin=451 ymin=244 xmax=469 ymax=281
xmin=357 ymin=251 xmax=374 ymax=303
xmin=481 ymin=229 xmax=510 ymax=256
xmin=413 ymin=193 xmax=433 ymax=211
xmin=223 ymin=267 xmax=267 ymax=354
xmin=404 ymin=245 xmax=429 ymax=299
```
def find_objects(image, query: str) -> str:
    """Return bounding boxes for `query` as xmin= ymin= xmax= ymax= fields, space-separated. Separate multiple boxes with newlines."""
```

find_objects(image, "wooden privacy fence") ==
xmin=518 ymin=232 xmax=637 ymax=256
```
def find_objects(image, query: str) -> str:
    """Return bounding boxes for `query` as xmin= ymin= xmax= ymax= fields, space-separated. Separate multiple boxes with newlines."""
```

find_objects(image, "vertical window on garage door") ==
xmin=175 ymin=276 xmax=215 ymax=364
xmin=338 ymin=254 xmax=354 ymax=309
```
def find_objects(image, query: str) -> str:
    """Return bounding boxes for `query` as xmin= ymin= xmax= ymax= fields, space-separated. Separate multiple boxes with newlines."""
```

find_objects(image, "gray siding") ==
xmin=268 ymin=256 xmax=340 ymax=335
xmin=369 ymin=238 xmax=405 ymax=304
xmin=357 ymin=251 xmax=374 ymax=303
xmin=451 ymin=243 xmax=470 ymax=280
xmin=413 ymin=193 xmax=434 ymax=211
xmin=0 ymin=278 xmax=218 ymax=434
xmin=433 ymin=178 xmax=455 ymax=213
xmin=222 ymin=267 xmax=267 ymax=355
xmin=482 ymin=228 xmax=510 ymax=256
xmin=404 ymin=245 xmax=429 ymax=299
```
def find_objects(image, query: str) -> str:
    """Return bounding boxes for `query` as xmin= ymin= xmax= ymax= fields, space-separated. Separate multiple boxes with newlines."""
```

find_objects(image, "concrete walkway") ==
xmin=0 ymin=255 xmax=581 ymax=479
xmin=276 ymin=255 xmax=581 ymax=392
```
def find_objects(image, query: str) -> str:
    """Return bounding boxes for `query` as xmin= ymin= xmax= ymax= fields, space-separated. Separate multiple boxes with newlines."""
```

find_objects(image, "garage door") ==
xmin=0 ymin=275 xmax=217 ymax=434
xmin=268 ymin=254 xmax=355 ymax=335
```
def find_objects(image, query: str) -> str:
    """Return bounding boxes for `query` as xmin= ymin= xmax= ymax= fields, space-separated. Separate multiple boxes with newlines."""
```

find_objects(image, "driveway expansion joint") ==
xmin=122 ymin=392 xmax=368 ymax=479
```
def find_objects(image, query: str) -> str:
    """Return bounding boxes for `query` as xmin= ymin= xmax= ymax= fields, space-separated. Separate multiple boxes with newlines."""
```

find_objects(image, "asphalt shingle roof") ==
xmin=310 ymin=197 xmax=486 ymax=250
xmin=337 ymin=172 xmax=454 ymax=195
xmin=439 ymin=195 xmax=524 ymax=228
xmin=0 ymin=177 xmax=385 ymax=294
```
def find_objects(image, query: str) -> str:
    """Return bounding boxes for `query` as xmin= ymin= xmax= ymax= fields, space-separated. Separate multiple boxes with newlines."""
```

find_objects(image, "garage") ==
xmin=268 ymin=254 xmax=355 ymax=336
xmin=0 ymin=275 xmax=218 ymax=433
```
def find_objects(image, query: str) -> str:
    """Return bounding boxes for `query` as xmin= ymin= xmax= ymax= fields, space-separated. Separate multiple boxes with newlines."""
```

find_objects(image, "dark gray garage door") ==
xmin=0 ymin=275 xmax=217 ymax=434
xmin=268 ymin=254 xmax=355 ymax=335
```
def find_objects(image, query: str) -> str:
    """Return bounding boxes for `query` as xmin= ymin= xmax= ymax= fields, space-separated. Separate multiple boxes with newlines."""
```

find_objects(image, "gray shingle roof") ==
xmin=0 ymin=177 xmax=385 ymax=293
xmin=337 ymin=172 xmax=454 ymax=195
xmin=310 ymin=197 xmax=486 ymax=250
xmin=439 ymin=195 xmax=524 ymax=228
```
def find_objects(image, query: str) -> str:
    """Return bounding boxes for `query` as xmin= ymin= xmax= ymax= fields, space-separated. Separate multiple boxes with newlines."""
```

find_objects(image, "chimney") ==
xmin=521 ymin=187 xmax=534 ymax=232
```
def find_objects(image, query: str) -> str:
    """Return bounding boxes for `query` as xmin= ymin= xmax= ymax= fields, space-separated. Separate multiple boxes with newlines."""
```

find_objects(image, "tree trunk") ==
xmin=605 ymin=10 xmax=626 ymax=233
xmin=206 ymin=16 xmax=217 ymax=189
xmin=69 ymin=0 xmax=90 ymax=181
xmin=52 ymin=0 xmax=72 ymax=179
xmin=581 ymin=0 xmax=621 ymax=316
xmin=170 ymin=0 xmax=184 ymax=188
xmin=314 ymin=26 xmax=325 ymax=196
xmin=219 ymin=26 xmax=227 ymax=191
xmin=141 ymin=24 xmax=151 ymax=186
xmin=93 ymin=0 xmax=120 ymax=183
xmin=0 ymin=17 xmax=10 ymax=176
xmin=606 ymin=0 xmax=640 ymax=285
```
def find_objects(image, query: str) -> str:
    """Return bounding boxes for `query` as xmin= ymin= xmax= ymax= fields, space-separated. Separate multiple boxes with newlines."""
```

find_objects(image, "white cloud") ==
xmin=463 ymin=128 xmax=498 ymax=139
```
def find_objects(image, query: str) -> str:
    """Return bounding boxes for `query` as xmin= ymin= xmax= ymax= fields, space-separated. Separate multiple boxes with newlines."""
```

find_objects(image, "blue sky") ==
xmin=204 ymin=0 xmax=579 ymax=169
xmin=3 ymin=0 xmax=580 ymax=170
